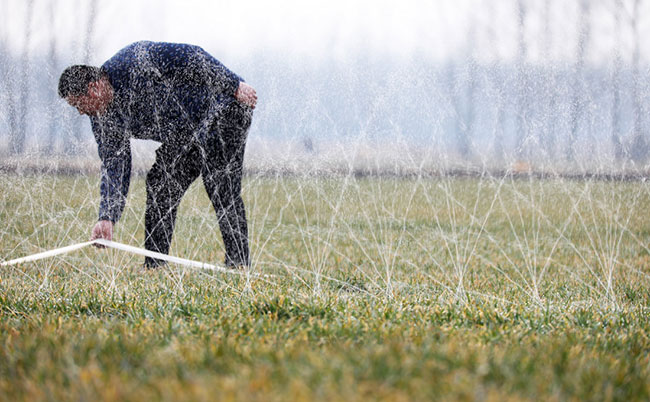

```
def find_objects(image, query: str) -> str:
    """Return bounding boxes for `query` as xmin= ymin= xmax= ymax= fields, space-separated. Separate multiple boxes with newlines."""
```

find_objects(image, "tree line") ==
xmin=0 ymin=0 xmax=647 ymax=170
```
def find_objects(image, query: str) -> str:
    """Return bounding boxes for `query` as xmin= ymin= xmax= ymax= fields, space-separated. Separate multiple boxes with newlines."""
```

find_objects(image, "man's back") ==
xmin=97 ymin=41 xmax=243 ymax=141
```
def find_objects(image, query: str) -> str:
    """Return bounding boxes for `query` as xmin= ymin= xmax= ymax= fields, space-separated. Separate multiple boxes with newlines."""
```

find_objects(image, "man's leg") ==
xmin=201 ymin=102 xmax=252 ymax=267
xmin=144 ymin=141 xmax=202 ymax=268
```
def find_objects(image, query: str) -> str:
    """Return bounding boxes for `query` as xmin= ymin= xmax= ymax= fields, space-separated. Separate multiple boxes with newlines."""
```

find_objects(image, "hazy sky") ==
xmin=1 ymin=0 xmax=649 ymax=66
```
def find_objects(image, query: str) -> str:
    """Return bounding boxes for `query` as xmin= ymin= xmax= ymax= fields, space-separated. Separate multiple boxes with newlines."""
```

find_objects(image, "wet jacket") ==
xmin=89 ymin=41 xmax=243 ymax=223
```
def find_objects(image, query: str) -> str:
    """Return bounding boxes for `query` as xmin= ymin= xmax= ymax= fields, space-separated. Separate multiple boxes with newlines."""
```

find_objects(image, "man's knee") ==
xmin=207 ymin=179 xmax=243 ymax=212
xmin=146 ymin=167 xmax=165 ymax=194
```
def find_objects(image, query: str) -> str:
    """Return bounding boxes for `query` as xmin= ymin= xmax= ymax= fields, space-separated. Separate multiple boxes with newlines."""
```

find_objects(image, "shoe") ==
xmin=225 ymin=256 xmax=250 ymax=269
xmin=143 ymin=257 xmax=168 ymax=270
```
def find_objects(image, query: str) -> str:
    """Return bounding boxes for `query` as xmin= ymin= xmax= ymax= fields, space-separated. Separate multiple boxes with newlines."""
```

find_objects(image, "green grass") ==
xmin=1 ymin=173 xmax=649 ymax=401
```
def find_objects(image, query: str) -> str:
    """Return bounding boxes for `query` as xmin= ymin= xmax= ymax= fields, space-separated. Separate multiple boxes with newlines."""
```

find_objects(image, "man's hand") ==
xmin=91 ymin=220 xmax=113 ymax=248
xmin=235 ymin=82 xmax=257 ymax=109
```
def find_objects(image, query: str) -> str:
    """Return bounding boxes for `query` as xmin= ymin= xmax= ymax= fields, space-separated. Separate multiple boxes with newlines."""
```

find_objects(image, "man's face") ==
xmin=66 ymin=79 xmax=112 ymax=116
xmin=67 ymin=93 xmax=101 ymax=115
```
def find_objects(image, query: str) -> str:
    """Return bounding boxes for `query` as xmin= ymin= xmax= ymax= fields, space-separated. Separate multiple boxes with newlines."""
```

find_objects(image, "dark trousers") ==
xmin=144 ymin=102 xmax=252 ymax=267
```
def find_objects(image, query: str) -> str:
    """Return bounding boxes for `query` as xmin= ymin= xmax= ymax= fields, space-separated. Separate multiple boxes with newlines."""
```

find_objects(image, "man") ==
xmin=58 ymin=41 xmax=257 ymax=268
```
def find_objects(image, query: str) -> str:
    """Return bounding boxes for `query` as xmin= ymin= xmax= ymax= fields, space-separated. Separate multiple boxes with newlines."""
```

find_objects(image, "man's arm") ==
xmin=91 ymin=119 xmax=132 ymax=235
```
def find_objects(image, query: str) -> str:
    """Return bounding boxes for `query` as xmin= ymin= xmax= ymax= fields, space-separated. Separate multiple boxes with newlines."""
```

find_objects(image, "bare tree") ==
xmin=611 ymin=0 xmax=625 ymax=161
xmin=515 ymin=0 xmax=529 ymax=160
xmin=445 ymin=62 xmax=468 ymax=159
xmin=566 ymin=0 xmax=590 ymax=163
xmin=485 ymin=2 xmax=506 ymax=165
xmin=0 ymin=1 xmax=14 ymax=156
xmin=450 ymin=12 xmax=479 ymax=161
xmin=541 ymin=0 xmax=558 ymax=163
xmin=11 ymin=0 xmax=35 ymax=155
xmin=83 ymin=0 xmax=97 ymax=63
xmin=44 ymin=0 xmax=59 ymax=155
xmin=628 ymin=0 xmax=647 ymax=162
xmin=65 ymin=0 xmax=98 ymax=155
xmin=462 ymin=19 xmax=478 ymax=162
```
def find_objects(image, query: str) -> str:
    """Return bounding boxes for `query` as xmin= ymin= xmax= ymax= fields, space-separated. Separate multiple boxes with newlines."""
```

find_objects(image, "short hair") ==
xmin=58 ymin=65 xmax=104 ymax=98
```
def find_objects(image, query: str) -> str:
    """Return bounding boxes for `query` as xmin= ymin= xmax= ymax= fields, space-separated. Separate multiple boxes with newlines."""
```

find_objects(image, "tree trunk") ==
xmin=629 ymin=0 xmax=648 ymax=163
xmin=515 ymin=0 xmax=528 ymax=160
xmin=65 ymin=0 xmax=98 ymax=155
xmin=611 ymin=0 xmax=625 ymax=161
xmin=542 ymin=0 xmax=557 ymax=163
xmin=566 ymin=0 xmax=589 ymax=163
xmin=45 ymin=0 xmax=59 ymax=156
xmin=11 ymin=0 xmax=34 ymax=155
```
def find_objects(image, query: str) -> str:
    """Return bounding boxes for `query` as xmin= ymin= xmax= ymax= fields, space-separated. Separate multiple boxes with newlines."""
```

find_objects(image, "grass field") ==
xmin=1 ymin=172 xmax=649 ymax=401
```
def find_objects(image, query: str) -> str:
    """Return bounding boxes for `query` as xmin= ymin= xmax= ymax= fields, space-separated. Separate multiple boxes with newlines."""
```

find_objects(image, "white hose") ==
xmin=1 ymin=239 xmax=241 ymax=275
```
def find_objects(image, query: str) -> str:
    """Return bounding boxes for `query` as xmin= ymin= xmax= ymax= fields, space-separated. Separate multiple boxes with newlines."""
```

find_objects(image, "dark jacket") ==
xmin=90 ymin=41 xmax=243 ymax=223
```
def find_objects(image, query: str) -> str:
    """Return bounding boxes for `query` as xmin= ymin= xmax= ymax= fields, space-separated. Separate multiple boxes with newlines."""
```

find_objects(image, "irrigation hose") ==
xmin=0 ymin=239 xmax=243 ymax=275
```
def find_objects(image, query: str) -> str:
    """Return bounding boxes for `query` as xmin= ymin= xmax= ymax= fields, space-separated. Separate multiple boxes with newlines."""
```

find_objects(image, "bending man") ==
xmin=58 ymin=41 xmax=257 ymax=268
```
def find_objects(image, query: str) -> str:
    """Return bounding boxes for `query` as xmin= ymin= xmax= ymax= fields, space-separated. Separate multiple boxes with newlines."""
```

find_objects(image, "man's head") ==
xmin=58 ymin=65 xmax=113 ymax=116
